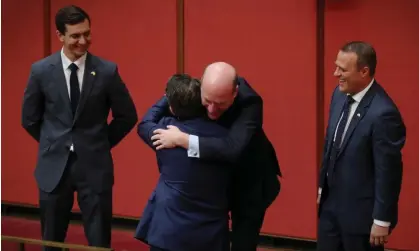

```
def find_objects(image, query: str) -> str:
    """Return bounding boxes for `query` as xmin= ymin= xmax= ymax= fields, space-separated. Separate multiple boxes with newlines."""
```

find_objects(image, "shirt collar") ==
xmin=350 ymin=78 xmax=374 ymax=103
xmin=61 ymin=47 xmax=87 ymax=70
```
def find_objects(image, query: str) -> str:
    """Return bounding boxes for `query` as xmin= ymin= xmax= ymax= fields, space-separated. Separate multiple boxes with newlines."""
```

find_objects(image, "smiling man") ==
xmin=317 ymin=41 xmax=406 ymax=251
xmin=21 ymin=5 xmax=137 ymax=250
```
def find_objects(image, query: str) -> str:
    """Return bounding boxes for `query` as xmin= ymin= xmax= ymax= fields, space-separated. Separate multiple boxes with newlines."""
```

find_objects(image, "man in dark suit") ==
xmin=21 ymin=5 xmax=138 ymax=249
xmin=317 ymin=41 xmax=406 ymax=251
xmin=150 ymin=62 xmax=281 ymax=251
xmin=135 ymin=74 xmax=231 ymax=251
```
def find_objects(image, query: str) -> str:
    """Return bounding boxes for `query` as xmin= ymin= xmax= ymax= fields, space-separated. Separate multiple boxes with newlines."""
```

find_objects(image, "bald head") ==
xmin=202 ymin=62 xmax=237 ymax=93
xmin=201 ymin=62 xmax=238 ymax=120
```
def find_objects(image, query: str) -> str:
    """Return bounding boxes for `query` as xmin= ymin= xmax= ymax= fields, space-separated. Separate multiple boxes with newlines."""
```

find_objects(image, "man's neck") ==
xmin=350 ymin=78 xmax=374 ymax=97
xmin=62 ymin=48 xmax=81 ymax=62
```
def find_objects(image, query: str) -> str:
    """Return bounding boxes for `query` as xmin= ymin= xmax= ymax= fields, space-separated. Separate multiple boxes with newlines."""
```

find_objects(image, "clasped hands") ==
xmin=151 ymin=125 xmax=184 ymax=150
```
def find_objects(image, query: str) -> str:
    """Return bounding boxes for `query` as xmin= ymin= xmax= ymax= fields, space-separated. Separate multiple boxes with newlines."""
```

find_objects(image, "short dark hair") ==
xmin=166 ymin=74 xmax=206 ymax=119
xmin=341 ymin=41 xmax=377 ymax=76
xmin=55 ymin=5 xmax=90 ymax=35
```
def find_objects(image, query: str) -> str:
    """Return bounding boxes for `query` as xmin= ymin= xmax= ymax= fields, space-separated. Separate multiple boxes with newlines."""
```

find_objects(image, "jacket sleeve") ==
xmin=21 ymin=64 xmax=44 ymax=142
xmin=137 ymin=96 xmax=170 ymax=149
xmin=372 ymin=109 xmax=406 ymax=223
xmin=199 ymin=96 xmax=263 ymax=163
xmin=319 ymin=86 xmax=339 ymax=190
xmin=107 ymin=66 xmax=138 ymax=148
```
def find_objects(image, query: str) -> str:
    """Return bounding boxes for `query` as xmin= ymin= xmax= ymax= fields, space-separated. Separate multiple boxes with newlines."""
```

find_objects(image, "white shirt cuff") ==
xmin=374 ymin=220 xmax=391 ymax=227
xmin=187 ymin=135 xmax=199 ymax=158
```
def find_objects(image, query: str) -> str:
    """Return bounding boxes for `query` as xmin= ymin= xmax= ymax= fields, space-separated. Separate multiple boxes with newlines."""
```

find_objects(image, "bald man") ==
xmin=146 ymin=62 xmax=281 ymax=251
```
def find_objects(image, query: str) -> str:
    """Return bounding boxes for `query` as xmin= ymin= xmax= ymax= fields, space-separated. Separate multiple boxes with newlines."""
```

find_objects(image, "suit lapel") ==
xmin=337 ymin=83 xmax=378 ymax=158
xmin=74 ymin=53 xmax=97 ymax=121
xmin=326 ymin=94 xmax=346 ymax=154
xmin=50 ymin=52 xmax=73 ymax=119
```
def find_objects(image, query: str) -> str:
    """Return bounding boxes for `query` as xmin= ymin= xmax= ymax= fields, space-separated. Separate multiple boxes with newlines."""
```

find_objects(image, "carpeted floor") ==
xmin=1 ymin=216 xmax=299 ymax=251
xmin=1 ymin=216 xmax=147 ymax=250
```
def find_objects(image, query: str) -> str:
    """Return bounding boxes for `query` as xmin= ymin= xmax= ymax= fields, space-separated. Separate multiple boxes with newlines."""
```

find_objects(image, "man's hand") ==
xmin=151 ymin=125 xmax=188 ymax=150
xmin=370 ymin=223 xmax=389 ymax=246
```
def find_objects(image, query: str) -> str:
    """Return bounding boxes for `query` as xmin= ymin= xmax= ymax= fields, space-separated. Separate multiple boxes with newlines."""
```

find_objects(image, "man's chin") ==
xmin=338 ymin=84 xmax=348 ymax=93
xmin=76 ymin=50 xmax=87 ymax=56
xmin=208 ymin=114 xmax=219 ymax=120
xmin=73 ymin=47 xmax=88 ymax=55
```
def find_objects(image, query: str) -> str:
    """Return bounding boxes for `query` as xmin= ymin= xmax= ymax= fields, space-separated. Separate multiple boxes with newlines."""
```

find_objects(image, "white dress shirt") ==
xmin=61 ymin=48 xmax=87 ymax=151
xmin=320 ymin=79 xmax=390 ymax=227
xmin=333 ymin=79 xmax=373 ymax=145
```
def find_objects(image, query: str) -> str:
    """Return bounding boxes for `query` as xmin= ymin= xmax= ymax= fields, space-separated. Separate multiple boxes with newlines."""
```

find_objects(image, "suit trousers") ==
xmin=317 ymin=186 xmax=384 ymax=251
xmin=230 ymin=179 xmax=266 ymax=251
xmin=230 ymin=208 xmax=265 ymax=251
xmin=39 ymin=152 xmax=113 ymax=250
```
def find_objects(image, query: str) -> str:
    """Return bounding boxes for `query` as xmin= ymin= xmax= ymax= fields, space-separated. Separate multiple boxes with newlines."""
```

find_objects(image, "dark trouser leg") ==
xmin=39 ymin=154 xmax=75 ymax=251
xmin=317 ymin=208 xmax=343 ymax=251
xmin=230 ymin=208 xmax=265 ymax=251
xmin=342 ymin=234 xmax=385 ymax=251
xmin=230 ymin=175 xmax=267 ymax=251
xmin=317 ymin=184 xmax=345 ymax=251
xmin=76 ymin=172 xmax=112 ymax=247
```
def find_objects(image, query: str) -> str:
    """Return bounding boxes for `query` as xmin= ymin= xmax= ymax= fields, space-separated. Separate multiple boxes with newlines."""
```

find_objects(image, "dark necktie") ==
xmin=327 ymin=95 xmax=355 ymax=186
xmin=69 ymin=63 xmax=80 ymax=117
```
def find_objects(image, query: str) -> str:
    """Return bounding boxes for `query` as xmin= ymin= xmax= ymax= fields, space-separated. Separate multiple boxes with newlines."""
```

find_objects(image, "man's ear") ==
xmin=233 ymin=84 xmax=239 ymax=98
xmin=360 ymin=66 xmax=370 ymax=78
xmin=56 ymin=30 xmax=64 ymax=42
xmin=169 ymin=106 xmax=175 ymax=115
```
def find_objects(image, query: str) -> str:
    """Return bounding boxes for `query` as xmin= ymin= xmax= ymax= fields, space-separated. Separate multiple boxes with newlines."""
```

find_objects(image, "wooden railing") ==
xmin=1 ymin=235 xmax=114 ymax=251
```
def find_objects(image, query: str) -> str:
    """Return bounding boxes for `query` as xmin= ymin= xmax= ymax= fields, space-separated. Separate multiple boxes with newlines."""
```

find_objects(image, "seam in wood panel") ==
xmin=316 ymin=0 xmax=325 ymax=196
xmin=176 ymin=0 xmax=185 ymax=73
xmin=43 ymin=0 xmax=51 ymax=57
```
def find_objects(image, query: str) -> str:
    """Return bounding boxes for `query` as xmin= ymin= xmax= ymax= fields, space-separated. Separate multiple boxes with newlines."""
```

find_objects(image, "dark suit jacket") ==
xmin=135 ymin=99 xmax=231 ymax=251
xmin=319 ymin=81 xmax=406 ymax=234
xmin=21 ymin=51 xmax=138 ymax=193
xmin=199 ymin=77 xmax=281 ymax=210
